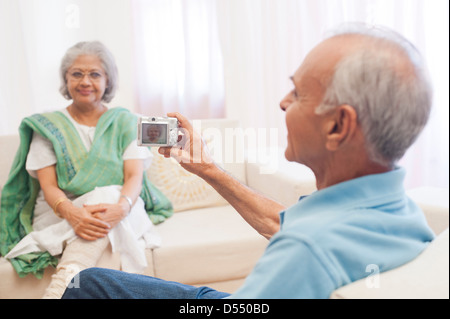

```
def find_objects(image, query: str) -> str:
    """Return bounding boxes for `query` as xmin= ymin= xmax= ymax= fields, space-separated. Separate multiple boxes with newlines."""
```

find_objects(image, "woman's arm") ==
xmin=36 ymin=165 xmax=111 ymax=241
xmin=119 ymin=159 xmax=145 ymax=210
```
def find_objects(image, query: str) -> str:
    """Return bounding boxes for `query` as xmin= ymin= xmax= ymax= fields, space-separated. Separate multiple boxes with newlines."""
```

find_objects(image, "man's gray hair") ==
xmin=59 ymin=41 xmax=118 ymax=103
xmin=317 ymin=23 xmax=433 ymax=166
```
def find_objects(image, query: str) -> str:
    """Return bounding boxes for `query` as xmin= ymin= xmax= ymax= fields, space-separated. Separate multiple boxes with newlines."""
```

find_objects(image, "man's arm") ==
xmin=159 ymin=112 xmax=284 ymax=239
xmin=200 ymin=163 xmax=284 ymax=239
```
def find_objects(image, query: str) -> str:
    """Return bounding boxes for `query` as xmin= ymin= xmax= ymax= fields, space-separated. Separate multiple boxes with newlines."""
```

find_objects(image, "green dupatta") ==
xmin=0 ymin=107 xmax=173 ymax=278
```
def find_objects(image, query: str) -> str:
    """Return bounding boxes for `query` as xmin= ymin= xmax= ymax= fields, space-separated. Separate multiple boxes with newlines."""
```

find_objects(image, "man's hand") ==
xmin=158 ymin=112 xmax=217 ymax=179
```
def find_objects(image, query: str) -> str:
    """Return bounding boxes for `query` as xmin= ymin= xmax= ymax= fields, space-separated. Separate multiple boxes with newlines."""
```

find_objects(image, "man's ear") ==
xmin=325 ymin=104 xmax=358 ymax=151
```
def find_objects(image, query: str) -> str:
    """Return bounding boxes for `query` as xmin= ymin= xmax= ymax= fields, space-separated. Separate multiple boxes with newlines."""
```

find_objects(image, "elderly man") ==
xmin=62 ymin=24 xmax=435 ymax=299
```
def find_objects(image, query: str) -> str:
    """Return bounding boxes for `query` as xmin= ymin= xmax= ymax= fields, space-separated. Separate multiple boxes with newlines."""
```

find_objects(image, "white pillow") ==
xmin=147 ymin=148 xmax=228 ymax=212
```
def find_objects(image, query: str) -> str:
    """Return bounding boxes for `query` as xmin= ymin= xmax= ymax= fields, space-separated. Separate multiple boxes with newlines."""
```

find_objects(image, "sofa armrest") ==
xmin=330 ymin=228 xmax=449 ymax=299
xmin=245 ymin=148 xmax=316 ymax=207
xmin=407 ymin=187 xmax=449 ymax=235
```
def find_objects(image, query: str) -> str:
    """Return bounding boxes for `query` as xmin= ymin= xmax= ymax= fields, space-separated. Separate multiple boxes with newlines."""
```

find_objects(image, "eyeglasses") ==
xmin=67 ymin=71 xmax=105 ymax=82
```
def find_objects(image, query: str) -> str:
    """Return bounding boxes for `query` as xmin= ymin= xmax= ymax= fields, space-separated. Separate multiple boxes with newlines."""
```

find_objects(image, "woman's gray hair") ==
xmin=59 ymin=41 xmax=118 ymax=103
xmin=317 ymin=23 xmax=433 ymax=166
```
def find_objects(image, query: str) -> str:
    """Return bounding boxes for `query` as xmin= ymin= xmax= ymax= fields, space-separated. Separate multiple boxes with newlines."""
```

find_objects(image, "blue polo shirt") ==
xmin=230 ymin=168 xmax=435 ymax=299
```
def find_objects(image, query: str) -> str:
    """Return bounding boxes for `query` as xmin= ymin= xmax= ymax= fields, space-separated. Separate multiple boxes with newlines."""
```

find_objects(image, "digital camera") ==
xmin=137 ymin=116 xmax=179 ymax=147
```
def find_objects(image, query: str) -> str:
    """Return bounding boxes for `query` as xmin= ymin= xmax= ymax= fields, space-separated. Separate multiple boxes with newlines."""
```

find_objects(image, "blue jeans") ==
xmin=61 ymin=267 xmax=231 ymax=299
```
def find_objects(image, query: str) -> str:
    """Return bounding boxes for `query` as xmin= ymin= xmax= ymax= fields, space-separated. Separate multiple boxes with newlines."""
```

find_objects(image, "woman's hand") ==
xmin=58 ymin=201 xmax=111 ymax=241
xmin=75 ymin=159 xmax=145 ymax=234
xmin=37 ymin=165 xmax=111 ymax=241
xmin=83 ymin=202 xmax=129 ymax=230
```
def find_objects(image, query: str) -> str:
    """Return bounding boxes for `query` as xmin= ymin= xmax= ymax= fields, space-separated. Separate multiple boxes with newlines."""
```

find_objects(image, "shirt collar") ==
xmin=279 ymin=167 xmax=406 ymax=227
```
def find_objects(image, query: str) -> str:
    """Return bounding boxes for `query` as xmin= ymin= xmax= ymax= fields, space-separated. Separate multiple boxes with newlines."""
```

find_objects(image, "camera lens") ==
xmin=152 ymin=118 xmax=156 ymax=121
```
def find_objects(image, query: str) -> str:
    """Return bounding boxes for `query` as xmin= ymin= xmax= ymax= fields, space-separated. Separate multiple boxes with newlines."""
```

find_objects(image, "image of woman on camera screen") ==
xmin=145 ymin=124 xmax=167 ymax=144
xmin=0 ymin=41 xmax=173 ymax=298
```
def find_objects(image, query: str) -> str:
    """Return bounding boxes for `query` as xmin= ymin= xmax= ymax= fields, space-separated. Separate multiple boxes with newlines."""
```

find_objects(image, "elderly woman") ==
xmin=0 ymin=41 xmax=173 ymax=298
xmin=146 ymin=124 xmax=166 ymax=144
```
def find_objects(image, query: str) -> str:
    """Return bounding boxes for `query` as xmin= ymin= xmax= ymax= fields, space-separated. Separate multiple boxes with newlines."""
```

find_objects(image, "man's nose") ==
xmin=280 ymin=94 xmax=290 ymax=112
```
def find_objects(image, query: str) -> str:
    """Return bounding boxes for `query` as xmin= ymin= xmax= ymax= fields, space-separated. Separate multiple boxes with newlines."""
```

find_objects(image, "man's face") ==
xmin=279 ymin=50 xmax=330 ymax=166
xmin=280 ymin=37 xmax=355 ymax=167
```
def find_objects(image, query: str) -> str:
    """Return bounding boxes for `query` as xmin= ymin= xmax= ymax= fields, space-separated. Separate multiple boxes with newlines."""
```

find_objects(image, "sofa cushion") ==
xmin=0 ymin=241 xmax=123 ymax=299
xmin=151 ymin=205 xmax=268 ymax=287
xmin=0 ymin=257 xmax=55 ymax=299
xmin=148 ymin=148 xmax=228 ymax=212
xmin=147 ymin=118 xmax=247 ymax=212
xmin=330 ymin=228 xmax=449 ymax=299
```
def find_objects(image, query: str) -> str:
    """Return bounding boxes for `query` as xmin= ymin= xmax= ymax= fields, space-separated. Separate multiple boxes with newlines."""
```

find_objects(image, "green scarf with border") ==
xmin=0 ymin=107 xmax=173 ymax=278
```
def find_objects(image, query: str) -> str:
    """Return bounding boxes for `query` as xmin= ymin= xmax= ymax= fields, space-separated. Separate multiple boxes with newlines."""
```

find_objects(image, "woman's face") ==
xmin=147 ymin=126 xmax=161 ymax=141
xmin=66 ymin=55 xmax=108 ymax=106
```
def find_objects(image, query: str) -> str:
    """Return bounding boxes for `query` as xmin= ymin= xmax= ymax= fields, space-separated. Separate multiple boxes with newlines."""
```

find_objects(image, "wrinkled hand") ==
xmin=83 ymin=203 xmax=129 ymax=231
xmin=64 ymin=206 xmax=111 ymax=241
xmin=158 ymin=112 xmax=216 ymax=177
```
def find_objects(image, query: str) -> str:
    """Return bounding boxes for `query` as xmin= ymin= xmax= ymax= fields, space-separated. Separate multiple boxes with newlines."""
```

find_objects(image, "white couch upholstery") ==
xmin=0 ymin=119 xmax=316 ymax=299
xmin=0 ymin=119 xmax=448 ymax=299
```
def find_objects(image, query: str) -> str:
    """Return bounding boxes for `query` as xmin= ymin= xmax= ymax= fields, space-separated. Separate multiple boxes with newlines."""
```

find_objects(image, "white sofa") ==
xmin=0 ymin=118 xmax=448 ymax=299
xmin=0 ymin=119 xmax=317 ymax=299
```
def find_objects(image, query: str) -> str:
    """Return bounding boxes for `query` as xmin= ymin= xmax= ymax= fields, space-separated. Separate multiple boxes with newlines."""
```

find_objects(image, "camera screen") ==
xmin=142 ymin=123 xmax=167 ymax=145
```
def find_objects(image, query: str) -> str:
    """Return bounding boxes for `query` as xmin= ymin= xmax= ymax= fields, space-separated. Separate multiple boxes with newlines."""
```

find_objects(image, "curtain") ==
xmin=132 ymin=0 xmax=224 ymax=119
xmin=0 ymin=0 xmax=136 ymax=136
xmin=1 ymin=0 xmax=448 ymax=189
xmin=215 ymin=0 xmax=449 ymax=189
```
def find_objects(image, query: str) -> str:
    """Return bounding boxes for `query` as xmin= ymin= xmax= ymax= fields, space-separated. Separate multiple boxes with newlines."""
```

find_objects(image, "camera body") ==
xmin=137 ymin=116 xmax=179 ymax=147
